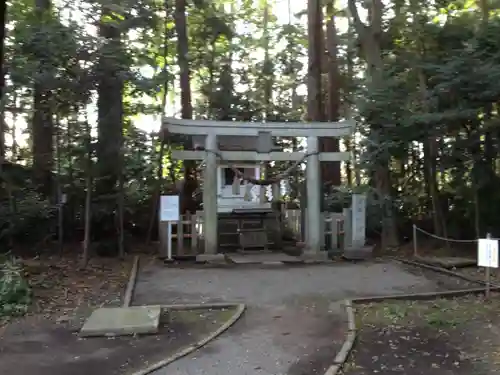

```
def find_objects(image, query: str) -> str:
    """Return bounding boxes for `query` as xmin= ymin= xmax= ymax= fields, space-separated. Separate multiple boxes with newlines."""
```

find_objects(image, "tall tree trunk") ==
xmin=81 ymin=111 xmax=93 ymax=268
xmin=261 ymin=0 xmax=272 ymax=191
xmin=478 ymin=0 xmax=489 ymax=23
xmin=476 ymin=0 xmax=495 ymax=232
xmin=66 ymin=110 xmax=76 ymax=236
xmin=96 ymin=5 xmax=124 ymax=255
xmin=348 ymin=0 xmax=398 ymax=248
xmin=32 ymin=0 xmax=54 ymax=198
xmin=345 ymin=16 xmax=359 ymax=186
xmin=262 ymin=0 xmax=272 ymax=119
xmin=307 ymin=0 xmax=324 ymax=123
xmin=321 ymin=0 xmax=341 ymax=186
xmin=409 ymin=0 xmax=448 ymax=239
xmin=55 ymin=115 xmax=64 ymax=254
xmin=0 ymin=0 xmax=7 ymax=161
xmin=116 ymin=148 xmax=125 ymax=258
xmin=174 ymin=0 xmax=196 ymax=214
xmin=307 ymin=0 xmax=325 ymax=213
xmin=146 ymin=0 xmax=170 ymax=243
xmin=96 ymin=7 xmax=123 ymax=195
xmin=11 ymin=94 xmax=18 ymax=159
xmin=287 ymin=0 xmax=299 ymax=117
xmin=420 ymin=77 xmax=447 ymax=238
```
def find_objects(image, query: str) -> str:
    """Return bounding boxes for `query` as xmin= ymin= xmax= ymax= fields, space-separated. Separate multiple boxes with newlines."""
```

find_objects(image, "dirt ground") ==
xmin=0 ymin=253 xmax=239 ymax=375
xmin=396 ymin=239 xmax=476 ymax=259
xmin=457 ymin=265 xmax=500 ymax=285
xmin=343 ymin=294 xmax=500 ymax=375
xmin=0 ymin=307 xmax=237 ymax=375
xmin=0 ymin=253 xmax=134 ymax=330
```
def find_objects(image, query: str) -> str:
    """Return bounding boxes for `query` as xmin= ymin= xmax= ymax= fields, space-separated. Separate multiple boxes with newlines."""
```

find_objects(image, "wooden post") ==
xmin=167 ymin=221 xmax=172 ymax=260
xmin=177 ymin=215 xmax=184 ymax=255
xmin=158 ymin=220 xmax=168 ymax=258
xmin=343 ymin=208 xmax=352 ymax=249
xmin=336 ymin=219 xmax=343 ymax=250
xmin=260 ymin=164 xmax=267 ymax=204
xmin=486 ymin=232 xmax=492 ymax=299
xmin=300 ymin=185 xmax=306 ymax=243
xmin=305 ymin=136 xmax=321 ymax=253
xmin=203 ymin=133 xmax=218 ymax=254
xmin=191 ymin=212 xmax=198 ymax=254
xmin=330 ymin=214 xmax=338 ymax=249
xmin=320 ymin=213 xmax=326 ymax=248
xmin=258 ymin=132 xmax=271 ymax=205
xmin=413 ymin=224 xmax=418 ymax=257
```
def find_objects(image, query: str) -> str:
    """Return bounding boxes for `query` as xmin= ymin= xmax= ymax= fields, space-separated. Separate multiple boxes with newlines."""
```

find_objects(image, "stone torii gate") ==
xmin=161 ymin=118 xmax=354 ymax=259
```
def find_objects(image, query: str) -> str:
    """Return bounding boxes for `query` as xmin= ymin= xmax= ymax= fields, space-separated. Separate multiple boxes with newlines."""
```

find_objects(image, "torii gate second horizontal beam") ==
xmin=171 ymin=150 xmax=351 ymax=162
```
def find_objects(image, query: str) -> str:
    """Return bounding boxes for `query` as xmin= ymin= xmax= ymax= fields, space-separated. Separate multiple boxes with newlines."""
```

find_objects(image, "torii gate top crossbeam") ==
xmin=162 ymin=117 xmax=354 ymax=138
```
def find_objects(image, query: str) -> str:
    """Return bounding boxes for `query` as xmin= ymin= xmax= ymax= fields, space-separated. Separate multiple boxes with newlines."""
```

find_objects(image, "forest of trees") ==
xmin=0 ymin=0 xmax=499 ymax=259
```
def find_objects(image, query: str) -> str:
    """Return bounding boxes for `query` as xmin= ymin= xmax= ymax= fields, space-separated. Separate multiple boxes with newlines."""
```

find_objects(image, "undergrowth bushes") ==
xmin=0 ymin=255 xmax=31 ymax=318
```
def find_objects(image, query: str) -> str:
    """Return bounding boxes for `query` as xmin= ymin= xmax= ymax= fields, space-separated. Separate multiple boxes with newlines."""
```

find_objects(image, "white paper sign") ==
xmin=160 ymin=195 xmax=179 ymax=222
xmin=478 ymin=238 xmax=499 ymax=268
xmin=351 ymin=194 xmax=367 ymax=246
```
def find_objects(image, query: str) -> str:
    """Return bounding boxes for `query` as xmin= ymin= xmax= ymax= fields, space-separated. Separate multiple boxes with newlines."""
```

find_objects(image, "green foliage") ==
xmin=353 ymin=4 xmax=500 ymax=237
xmin=4 ymin=0 xmax=500 ymax=249
xmin=0 ymin=256 xmax=31 ymax=318
xmin=0 ymin=191 xmax=55 ymax=242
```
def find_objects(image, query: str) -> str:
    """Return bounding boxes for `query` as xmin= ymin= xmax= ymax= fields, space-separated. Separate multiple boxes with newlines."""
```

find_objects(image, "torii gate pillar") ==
xmin=304 ymin=136 xmax=323 ymax=255
xmin=203 ymin=133 xmax=218 ymax=254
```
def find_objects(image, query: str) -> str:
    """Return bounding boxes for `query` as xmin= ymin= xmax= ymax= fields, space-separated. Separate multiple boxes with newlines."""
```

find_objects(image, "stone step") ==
xmin=80 ymin=306 xmax=161 ymax=337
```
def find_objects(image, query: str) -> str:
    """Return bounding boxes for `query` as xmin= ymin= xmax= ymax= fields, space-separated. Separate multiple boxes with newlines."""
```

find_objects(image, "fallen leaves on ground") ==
xmin=1 ymin=253 xmax=133 ymax=327
xmin=344 ymin=294 xmax=500 ymax=375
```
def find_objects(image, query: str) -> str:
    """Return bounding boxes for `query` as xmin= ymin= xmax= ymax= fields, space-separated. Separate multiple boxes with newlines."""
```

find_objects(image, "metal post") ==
xmin=413 ymin=224 xmax=417 ymax=257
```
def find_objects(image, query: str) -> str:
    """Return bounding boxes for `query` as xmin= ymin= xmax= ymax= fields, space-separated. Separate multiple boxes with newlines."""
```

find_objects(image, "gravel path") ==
xmin=133 ymin=260 xmax=474 ymax=375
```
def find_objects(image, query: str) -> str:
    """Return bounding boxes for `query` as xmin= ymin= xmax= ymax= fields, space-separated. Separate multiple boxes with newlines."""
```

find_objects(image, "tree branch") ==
xmin=347 ymin=0 xmax=367 ymax=36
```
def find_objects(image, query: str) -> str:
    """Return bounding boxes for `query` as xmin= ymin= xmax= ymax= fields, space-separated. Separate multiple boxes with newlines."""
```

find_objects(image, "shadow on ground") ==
xmin=345 ymin=295 xmax=500 ymax=375
xmin=344 ymin=326 xmax=475 ymax=375
xmin=137 ymin=260 xmax=485 ymax=375
xmin=0 ymin=309 xmax=233 ymax=375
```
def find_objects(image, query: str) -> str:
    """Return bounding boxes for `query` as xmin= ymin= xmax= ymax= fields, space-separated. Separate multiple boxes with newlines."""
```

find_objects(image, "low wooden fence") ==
xmin=284 ymin=210 xmax=346 ymax=250
xmin=159 ymin=209 xmax=347 ymax=255
xmin=158 ymin=211 xmax=203 ymax=256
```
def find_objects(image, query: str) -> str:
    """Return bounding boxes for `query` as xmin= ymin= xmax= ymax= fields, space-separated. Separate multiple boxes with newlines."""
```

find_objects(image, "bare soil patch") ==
xmin=397 ymin=240 xmax=476 ymax=259
xmin=343 ymin=294 xmax=500 ymax=375
xmin=23 ymin=254 xmax=131 ymax=314
xmin=0 ymin=307 xmax=237 ymax=375
xmin=457 ymin=265 xmax=500 ymax=284
xmin=397 ymin=263 xmax=478 ymax=292
xmin=0 ymin=253 xmax=134 ymax=330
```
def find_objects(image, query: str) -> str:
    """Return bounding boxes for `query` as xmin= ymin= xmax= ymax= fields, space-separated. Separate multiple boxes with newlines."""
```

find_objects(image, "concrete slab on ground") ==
xmin=414 ymin=255 xmax=476 ymax=269
xmin=80 ymin=306 xmax=161 ymax=337
xmin=227 ymin=252 xmax=303 ymax=264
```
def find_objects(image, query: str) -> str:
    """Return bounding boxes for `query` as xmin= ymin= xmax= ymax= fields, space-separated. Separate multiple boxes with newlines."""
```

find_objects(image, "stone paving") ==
xmin=226 ymin=252 xmax=303 ymax=264
xmin=133 ymin=260 xmax=475 ymax=375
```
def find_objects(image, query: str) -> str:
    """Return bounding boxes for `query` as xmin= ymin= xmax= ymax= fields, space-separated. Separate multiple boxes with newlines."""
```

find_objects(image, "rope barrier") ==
xmin=203 ymin=148 xmax=321 ymax=186
xmin=414 ymin=225 xmax=477 ymax=243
